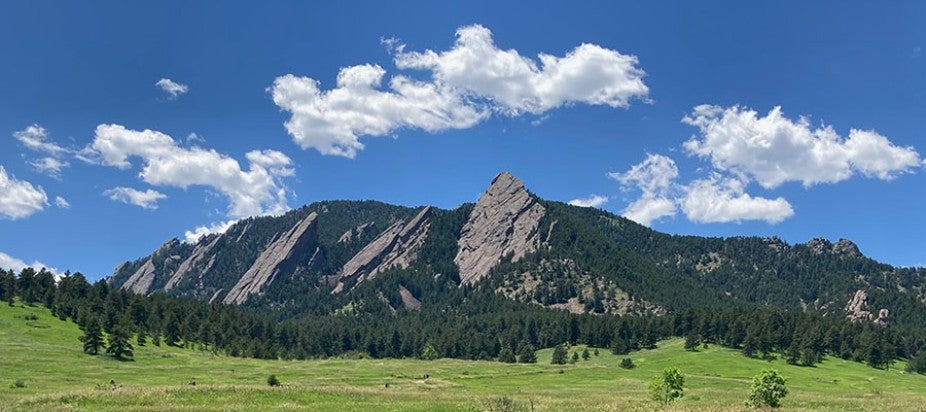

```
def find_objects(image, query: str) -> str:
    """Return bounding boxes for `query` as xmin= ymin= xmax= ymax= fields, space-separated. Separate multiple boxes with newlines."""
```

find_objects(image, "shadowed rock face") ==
xmin=223 ymin=212 xmax=320 ymax=305
xmin=121 ymin=239 xmax=180 ymax=295
xmin=333 ymin=206 xmax=433 ymax=293
xmin=165 ymin=234 xmax=223 ymax=291
xmin=455 ymin=171 xmax=545 ymax=285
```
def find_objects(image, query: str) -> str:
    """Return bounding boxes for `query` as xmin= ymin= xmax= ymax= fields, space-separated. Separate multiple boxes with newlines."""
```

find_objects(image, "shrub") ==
xmin=10 ymin=380 xmax=25 ymax=388
xmin=746 ymin=369 xmax=788 ymax=408
xmin=267 ymin=374 xmax=281 ymax=387
xmin=483 ymin=396 xmax=526 ymax=412
xmin=619 ymin=357 xmax=635 ymax=369
xmin=905 ymin=351 xmax=926 ymax=374
xmin=649 ymin=367 xmax=684 ymax=405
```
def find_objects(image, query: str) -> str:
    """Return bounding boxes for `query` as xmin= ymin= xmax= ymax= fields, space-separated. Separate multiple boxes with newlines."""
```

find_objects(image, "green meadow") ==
xmin=2 ymin=303 xmax=924 ymax=411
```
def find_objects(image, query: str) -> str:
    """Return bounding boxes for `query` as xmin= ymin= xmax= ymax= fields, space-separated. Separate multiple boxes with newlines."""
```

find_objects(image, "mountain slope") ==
xmin=109 ymin=172 xmax=926 ymax=327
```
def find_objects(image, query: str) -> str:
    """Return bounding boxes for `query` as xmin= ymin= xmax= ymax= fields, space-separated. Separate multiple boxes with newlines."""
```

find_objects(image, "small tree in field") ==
xmin=746 ymin=369 xmax=788 ymax=408
xmin=106 ymin=325 xmax=134 ymax=361
xmin=649 ymin=367 xmax=684 ymax=405
xmin=551 ymin=344 xmax=568 ymax=365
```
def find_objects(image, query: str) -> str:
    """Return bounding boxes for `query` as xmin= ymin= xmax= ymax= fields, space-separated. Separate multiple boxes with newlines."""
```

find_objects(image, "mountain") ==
xmin=108 ymin=172 xmax=926 ymax=327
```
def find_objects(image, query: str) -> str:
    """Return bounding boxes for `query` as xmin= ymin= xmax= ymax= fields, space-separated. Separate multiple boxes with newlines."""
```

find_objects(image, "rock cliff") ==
xmin=455 ymin=172 xmax=545 ymax=285
xmin=222 ymin=212 xmax=320 ymax=304
xmin=333 ymin=206 xmax=433 ymax=293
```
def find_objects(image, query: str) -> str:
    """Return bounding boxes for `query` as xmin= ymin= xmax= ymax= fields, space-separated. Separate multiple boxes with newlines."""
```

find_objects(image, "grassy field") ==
xmin=2 ymin=303 xmax=925 ymax=411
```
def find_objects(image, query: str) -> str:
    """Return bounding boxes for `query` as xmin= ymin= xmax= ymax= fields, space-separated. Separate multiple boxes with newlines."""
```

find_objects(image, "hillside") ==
xmin=3 ymin=303 xmax=925 ymax=411
xmin=108 ymin=172 xmax=926 ymax=328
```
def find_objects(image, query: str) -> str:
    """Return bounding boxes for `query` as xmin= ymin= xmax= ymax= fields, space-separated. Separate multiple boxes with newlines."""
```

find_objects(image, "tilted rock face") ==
xmin=120 ymin=239 xmax=180 ymax=295
xmin=164 ymin=233 xmax=222 ymax=291
xmin=333 ymin=207 xmax=433 ymax=293
xmin=222 ymin=212 xmax=320 ymax=305
xmin=455 ymin=171 xmax=546 ymax=285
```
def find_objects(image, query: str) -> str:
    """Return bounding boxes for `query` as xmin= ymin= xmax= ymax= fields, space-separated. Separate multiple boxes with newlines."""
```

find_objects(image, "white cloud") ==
xmin=568 ymin=194 xmax=608 ymax=208
xmin=14 ymin=125 xmax=71 ymax=178
xmin=54 ymin=196 xmax=70 ymax=209
xmin=394 ymin=24 xmax=649 ymax=115
xmin=104 ymin=187 xmax=167 ymax=210
xmin=83 ymin=124 xmax=293 ymax=218
xmin=622 ymin=196 xmax=677 ymax=226
xmin=609 ymin=154 xmax=679 ymax=226
xmin=680 ymin=175 xmax=794 ymax=224
xmin=0 ymin=251 xmax=57 ymax=274
xmin=30 ymin=157 xmax=69 ymax=178
xmin=0 ymin=165 xmax=48 ymax=219
xmin=184 ymin=219 xmax=237 ymax=243
xmin=14 ymin=124 xmax=68 ymax=156
xmin=156 ymin=78 xmax=189 ymax=99
xmin=270 ymin=67 xmax=486 ymax=158
xmin=683 ymin=105 xmax=922 ymax=189
xmin=271 ymin=24 xmax=648 ymax=158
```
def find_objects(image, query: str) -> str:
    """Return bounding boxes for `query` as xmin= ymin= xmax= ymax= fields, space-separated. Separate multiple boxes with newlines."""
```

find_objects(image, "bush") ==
xmin=649 ymin=367 xmax=684 ymax=405
xmin=746 ymin=369 xmax=788 ymax=408
xmin=10 ymin=380 xmax=25 ymax=389
xmin=267 ymin=374 xmax=281 ymax=387
xmin=905 ymin=351 xmax=926 ymax=374
xmin=483 ymin=396 xmax=527 ymax=412
xmin=619 ymin=357 xmax=635 ymax=369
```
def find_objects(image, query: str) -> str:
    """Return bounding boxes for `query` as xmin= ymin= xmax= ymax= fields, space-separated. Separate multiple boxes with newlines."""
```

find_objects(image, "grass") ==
xmin=2 ymin=303 xmax=925 ymax=411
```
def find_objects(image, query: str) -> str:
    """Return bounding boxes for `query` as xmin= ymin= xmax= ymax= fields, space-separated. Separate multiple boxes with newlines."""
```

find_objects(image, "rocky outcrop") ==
xmin=455 ymin=172 xmax=545 ymax=285
xmin=844 ymin=289 xmax=889 ymax=326
xmin=164 ymin=233 xmax=222 ymax=291
xmin=333 ymin=207 xmax=433 ymax=293
xmin=223 ymin=212 xmax=320 ymax=305
xmin=120 ymin=239 xmax=180 ymax=295
xmin=833 ymin=238 xmax=861 ymax=257
xmin=399 ymin=285 xmax=422 ymax=311
xmin=338 ymin=222 xmax=374 ymax=243
xmin=806 ymin=237 xmax=862 ymax=258
xmin=764 ymin=236 xmax=789 ymax=252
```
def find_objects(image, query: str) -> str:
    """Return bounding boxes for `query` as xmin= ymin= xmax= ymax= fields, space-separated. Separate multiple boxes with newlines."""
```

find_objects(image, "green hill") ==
xmin=3 ymin=303 xmax=924 ymax=411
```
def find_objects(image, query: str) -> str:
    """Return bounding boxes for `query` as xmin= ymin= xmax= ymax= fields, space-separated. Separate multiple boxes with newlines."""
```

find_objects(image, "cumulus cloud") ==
xmin=184 ymin=219 xmax=237 ymax=243
xmin=680 ymin=175 xmax=794 ymax=224
xmin=13 ymin=125 xmax=71 ymax=177
xmin=0 ymin=165 xmax=48 ymax=219
xmin=609 ymin=154 xmax=679 ymax=226
xmin=394 ymin=24 xmax=649 ymax=115
xmin=156 ymin=78 xmax=189 ymax=99
xmin=82 ymin=124 xmax=293 ymax=217
xmin=568 ymin=194 xmax=608 ymax=208
xmin=104 ymin=187 xmax=167 ymax=210
xmin=54 ymin=196 xmax=70 ymax=209
xmin=270 ymin=67 xmax=486 ymax=158
xmin=271 ymin=24 xmax=648 ymax=158
xmin=0 ymin=251 xmax=57 ymax=274
xmin=683 ymin=105 xmax=922 ymax=188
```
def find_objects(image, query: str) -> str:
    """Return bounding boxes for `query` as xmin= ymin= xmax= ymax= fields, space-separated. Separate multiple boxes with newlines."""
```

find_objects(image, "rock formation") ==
xmin=223 ymin=212 xmax=319 ymax=305
xmin=164 ymin=233 xmax=222 ymax=291
xmin=333 ymin=206 xmax=433 ymax=293
xmin=844 ymin=289 xmax=889 ymax=326
xmin=833 ymin=238 xmax=861 ymax=257
xmin=806 ymin=237 xmax=862 ymax=258
xmin=120 ymin=239 xmax=180 ymax=295
xmin=455 ymin=171 xmax=546 ymax=285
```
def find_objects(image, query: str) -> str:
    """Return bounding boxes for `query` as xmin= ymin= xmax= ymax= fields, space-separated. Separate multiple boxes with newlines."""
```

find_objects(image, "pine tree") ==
xmin=581 ymin=347 xmax=590 ymax=360
xmin=498 ymin=346 xmax=517 ymax=363
xmin=551 ymin=343 xmax=568 ymax=365
xmin=80 ymin=317 xmax=104 ymax=355
xmin=517 ymin=342 xmax=537 ymax=364
xmin=106 ymin=325 xmax=134 ymax=361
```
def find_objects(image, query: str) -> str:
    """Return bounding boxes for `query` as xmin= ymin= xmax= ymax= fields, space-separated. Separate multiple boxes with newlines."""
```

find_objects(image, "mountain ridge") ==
xmin=108 ymin=172 xmax=926 ymax=327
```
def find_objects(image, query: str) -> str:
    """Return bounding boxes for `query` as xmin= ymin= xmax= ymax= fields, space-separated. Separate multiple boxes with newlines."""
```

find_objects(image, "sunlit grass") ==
xmin=2 ymin=303 xmax=924 ymax=411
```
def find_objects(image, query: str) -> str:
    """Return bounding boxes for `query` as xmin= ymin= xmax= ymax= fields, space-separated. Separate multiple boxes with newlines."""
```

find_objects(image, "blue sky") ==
xmin=1 ymin=1 xmax=924 ymax=279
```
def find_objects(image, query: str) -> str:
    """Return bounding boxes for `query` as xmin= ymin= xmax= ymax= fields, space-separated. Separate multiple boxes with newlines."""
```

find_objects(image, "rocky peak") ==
xmin=763 ymin=236 xmax=789 ymax=252
xmin=807 ymin=237 xmax=833 ymax=255
xmin=119 ymin=239 xmax=181 ymax=295
xmin=455 ymin=172 xmax=546 ymax=285
xmin=833 ymin=238 xmax=861 ymax=257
